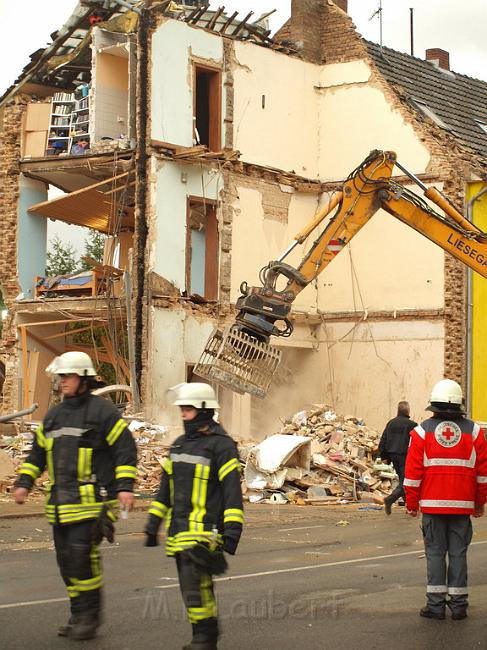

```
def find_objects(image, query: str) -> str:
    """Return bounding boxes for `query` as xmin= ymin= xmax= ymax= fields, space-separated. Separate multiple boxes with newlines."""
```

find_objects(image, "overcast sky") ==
xmin=1 ymin=0 xmax=486 ymax=97
xmin=1 ymin=0 xmax=485 ymax=251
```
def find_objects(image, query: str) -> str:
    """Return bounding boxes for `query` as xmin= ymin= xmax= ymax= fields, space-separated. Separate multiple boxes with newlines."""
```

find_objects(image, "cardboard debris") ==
xmin=241 ymin=404 xmax=394 ymax=505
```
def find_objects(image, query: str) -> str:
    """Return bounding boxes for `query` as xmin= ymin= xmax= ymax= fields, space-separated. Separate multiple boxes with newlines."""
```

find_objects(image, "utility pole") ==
xmin=410 ymin=8 xmax=414 ymax=56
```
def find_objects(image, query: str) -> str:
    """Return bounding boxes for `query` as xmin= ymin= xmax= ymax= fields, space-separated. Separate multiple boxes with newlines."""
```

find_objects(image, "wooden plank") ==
xmin=20 ymin=326 xmax=29 ymax=410
xmin=207 ymin=7 xmax=224 ymax=30
xmin=220 ymin=11 xmax=238 ymax=33
xmin=20 ymin=328 xmax=61 ymax=356
xmin=174 ymin=145 xmax=208 ymax=157
xmin=27 ymin=351 xmax=39 ymax=409
xmin=232 ymin=12 xmax=254 ymax=36
xmin=150 ymin=139 xmax=179 ymax=150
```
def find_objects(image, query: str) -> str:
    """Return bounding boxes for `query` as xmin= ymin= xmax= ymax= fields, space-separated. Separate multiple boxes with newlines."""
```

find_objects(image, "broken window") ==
xmin=193 ymin=64 xmax=221 ymax=152
xmin=186 ymin=198 xmax=218 ymax=300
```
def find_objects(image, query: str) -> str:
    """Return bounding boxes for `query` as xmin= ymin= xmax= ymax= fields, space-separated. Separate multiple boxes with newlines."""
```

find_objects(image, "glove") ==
xmin=186 ymin=543 xmax=228 ymax=576
xmin=92 ymin=505 xmax=115 ymax=545
xmin=144 ymin=533 xmax=159 ymax=547
xmin=223 ymin=535 xmax=238 ymax=556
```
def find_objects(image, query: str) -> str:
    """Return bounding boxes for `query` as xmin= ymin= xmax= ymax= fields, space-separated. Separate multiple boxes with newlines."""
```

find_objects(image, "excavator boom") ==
xmin=195 ymin=150 xmax=487 ymax=397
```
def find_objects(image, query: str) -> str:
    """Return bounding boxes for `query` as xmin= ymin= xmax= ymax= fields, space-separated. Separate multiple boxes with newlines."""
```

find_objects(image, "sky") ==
xmin=1 ymin=0 xmax=485 ymax=251
xmin=1 ymin=0 xmax=486 ymax=97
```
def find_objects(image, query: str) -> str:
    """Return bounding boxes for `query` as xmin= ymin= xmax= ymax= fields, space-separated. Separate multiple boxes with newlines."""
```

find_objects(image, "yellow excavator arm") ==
xmin=195 ymin=150 xmax=487 ymax=397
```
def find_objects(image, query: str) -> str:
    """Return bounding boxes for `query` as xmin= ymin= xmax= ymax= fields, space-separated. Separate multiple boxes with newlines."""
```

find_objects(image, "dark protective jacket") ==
xmin=378 ymin=415 xmax=417 ymax=459
xmin=145 ymin=421 xmax=243 ymax=556
xmin=16 ymin=392 xmax=137 ymax=525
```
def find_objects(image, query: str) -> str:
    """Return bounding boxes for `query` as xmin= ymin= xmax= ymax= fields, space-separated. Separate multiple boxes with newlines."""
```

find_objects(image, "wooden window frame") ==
xmin=185 ymin=196 xmax=219 ymax=301
xmin=192 ymin=63 xmax=222 ymax=152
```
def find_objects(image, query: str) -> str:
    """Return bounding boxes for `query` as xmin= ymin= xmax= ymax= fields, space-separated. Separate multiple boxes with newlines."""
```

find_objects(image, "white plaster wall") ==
xmin=318 ymin=319 xmax=445 ymax=430
xmin=151 ymin=160 xmax=222 ymax=290
xmin=151 ymin=20 xmax=224 ymax=146
xmin=317 ymin=70 xmax=430 ymax=180
xmin=148 ymin=308 xmax=216 ymax=426
xmin=317 ymin=207 xmax=445 ymax=312
xmin=233 ymin=42 xmax=320 ymax=176
xmin=229 ymin=184 xmax=322 ymax=311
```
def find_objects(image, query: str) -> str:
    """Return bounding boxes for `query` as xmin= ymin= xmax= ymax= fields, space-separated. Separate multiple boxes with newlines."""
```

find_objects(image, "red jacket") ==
xmin=404 ymin=416 xmax=487 ymax=515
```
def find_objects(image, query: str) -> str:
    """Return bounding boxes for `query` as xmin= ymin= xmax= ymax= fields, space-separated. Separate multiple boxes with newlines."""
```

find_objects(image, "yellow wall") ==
xmin=469 ymin=182 xmax=487 ymax=421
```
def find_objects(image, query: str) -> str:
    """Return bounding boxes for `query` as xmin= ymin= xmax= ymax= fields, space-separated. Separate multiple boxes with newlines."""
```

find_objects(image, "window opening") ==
xmin=186 ymin=198 xmax=218 ymax=300
xmin=193 ymin=65 xmax=221 ymax=152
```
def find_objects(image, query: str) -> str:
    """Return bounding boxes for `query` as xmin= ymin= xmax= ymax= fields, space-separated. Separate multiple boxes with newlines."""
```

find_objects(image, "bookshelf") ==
xmin=46 ymin=92 xmax=75 ymax=156
xmin=45 ymin=88 xmax=91 ymax=156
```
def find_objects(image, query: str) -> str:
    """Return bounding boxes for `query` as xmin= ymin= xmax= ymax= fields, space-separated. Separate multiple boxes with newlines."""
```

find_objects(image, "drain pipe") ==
xmin=465 ymin=184 xmax=487 ymax=416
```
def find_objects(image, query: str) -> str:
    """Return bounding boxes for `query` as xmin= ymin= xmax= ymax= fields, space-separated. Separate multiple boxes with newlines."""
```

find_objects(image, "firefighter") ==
xmin=404 ymin=379 xmax=487 ymax=620
xmin=13 ymin=351 xmax=137 ymax=640
xmin=144 ymin=383 xmax=243 ymax=650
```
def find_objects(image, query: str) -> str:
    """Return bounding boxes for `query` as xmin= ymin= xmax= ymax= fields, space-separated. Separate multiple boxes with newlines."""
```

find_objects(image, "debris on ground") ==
xmin=240 ymin=404 xmax=394 ymax=505
xmin=0 ymin=404 xmax=393 ymax=508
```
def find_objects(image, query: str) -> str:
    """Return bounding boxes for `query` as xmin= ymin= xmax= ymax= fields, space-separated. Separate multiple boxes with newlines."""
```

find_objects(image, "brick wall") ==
xmin=0 ymin=100 xmax=26 ymax=413
xmin=283 ymin=0 xmax=365 ymax=65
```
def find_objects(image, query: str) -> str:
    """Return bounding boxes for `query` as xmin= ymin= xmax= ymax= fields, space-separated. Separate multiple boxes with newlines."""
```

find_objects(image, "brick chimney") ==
xmin=426 ymin=48 xmax=450 ymax=71
xmin=289 ymin=0 xmax=326 ymax=64
xmin=333 ymin=0 xmax=348 ymax=12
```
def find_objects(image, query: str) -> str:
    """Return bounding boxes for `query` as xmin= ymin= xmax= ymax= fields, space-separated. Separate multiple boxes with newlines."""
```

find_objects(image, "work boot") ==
xmin=451 ymin=610 xmax=468 ymax=620
xmin=384 ymin=497 xmax=392 ymax=516
xmin=419 ymin=606 xmax=445 ymax=620
xmin=68 ymin=613 xmax=100 ymax=641
xmin=57 ymin=616 xmax=75 ymax=637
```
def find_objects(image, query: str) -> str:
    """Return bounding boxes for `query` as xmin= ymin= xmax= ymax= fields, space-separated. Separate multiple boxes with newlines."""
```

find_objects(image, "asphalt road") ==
xmin=1 ymin=504 xmax=487 ymax=649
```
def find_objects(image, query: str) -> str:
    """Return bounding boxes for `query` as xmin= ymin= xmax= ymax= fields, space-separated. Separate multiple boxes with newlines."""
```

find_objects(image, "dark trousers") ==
xmin=53 ymin=520 xmax=102 ymax=616
xmin=422 ymin=514 xmax=472 ymax=614
xmin=176 ymin=552 xmax=218 ymax=643
xmin=386 ymin=453 xmax=406 ymax=505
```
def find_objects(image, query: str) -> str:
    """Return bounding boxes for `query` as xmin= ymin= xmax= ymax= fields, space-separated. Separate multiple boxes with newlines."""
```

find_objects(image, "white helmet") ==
xmin=171 ymin=382 xmax=220 ymax=409
xmin=46 ymin=351 xmax=97 ymax=376
xmin=430 ymin=379 xmax=463 ymax=405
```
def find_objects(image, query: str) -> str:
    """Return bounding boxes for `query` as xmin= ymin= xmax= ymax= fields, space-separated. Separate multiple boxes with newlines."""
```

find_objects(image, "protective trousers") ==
xmin=53 ymin=520 xmax=102 ymax=617
xmin=422 ymin=514 xmax=472 ymax=615
xmin=387 ymin=453 xmax=406 ymax=505
xmin=176 ymin=552 xmax=218 ymax=644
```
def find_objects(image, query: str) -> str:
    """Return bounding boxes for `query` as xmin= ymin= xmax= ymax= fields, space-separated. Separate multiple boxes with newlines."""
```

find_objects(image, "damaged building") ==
xmin=1 ymin=0 xmax=487 ymax=437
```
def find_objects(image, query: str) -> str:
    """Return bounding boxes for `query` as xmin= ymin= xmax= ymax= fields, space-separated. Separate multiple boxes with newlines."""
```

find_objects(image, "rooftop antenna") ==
xmin=369 ymin=0 xmax=383 ymax=55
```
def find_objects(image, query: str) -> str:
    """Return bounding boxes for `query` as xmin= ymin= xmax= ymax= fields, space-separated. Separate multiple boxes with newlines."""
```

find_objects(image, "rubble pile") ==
xmin=241 ymin=405 xmax=394 ymax=505
xmin=0 ymin=406 xmax=394 ymax=507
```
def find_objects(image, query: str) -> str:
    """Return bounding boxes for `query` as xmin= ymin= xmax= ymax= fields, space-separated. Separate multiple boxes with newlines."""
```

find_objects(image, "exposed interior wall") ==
xmin=22 ymin=102 xmax=50 ymax=158
xmin=151 ymin=20 xmax=224 ymax=147
xmin=317 ymin=203 xmax=446 ymax=312
xmin=318 ymin=318 xmax=445 ymax=429
xmin=317 ymin=68 xmax=431 ymax=180
xmin=150 ymin=159 xmax=222 ymax=292
xmin=93 ymin=52 xmax=129 ymax=140
xmin=17 ymin=176 xmax=48 ymax=298
xmin=232 ymin=41 xmax=320 ymax=175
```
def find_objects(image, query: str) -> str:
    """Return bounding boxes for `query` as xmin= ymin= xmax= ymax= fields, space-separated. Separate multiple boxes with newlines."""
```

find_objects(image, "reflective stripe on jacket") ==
xmin=16 ymin=393 xmax=137 ymax=525
xmin=404 ymin=416 xmax=487 ymax=514
xmin=146 ymin=423 xmax=243 ymax=556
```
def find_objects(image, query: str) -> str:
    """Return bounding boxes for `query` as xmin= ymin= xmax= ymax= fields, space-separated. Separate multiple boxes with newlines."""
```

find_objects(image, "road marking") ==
xmin=0 ymin=597 xmax=67 ymax=610
xmin=278 ymin=524 xmax=330 ymax=532
xmin=153 ymin=539 xmax=487 ymax=591
xmin=2 ymin=540 xmax=487 ymax=608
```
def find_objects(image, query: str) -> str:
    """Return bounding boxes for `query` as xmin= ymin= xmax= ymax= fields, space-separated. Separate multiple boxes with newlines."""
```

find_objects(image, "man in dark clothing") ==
xmin=145 ymin=382 xmax=243 ymax=650
xmin=378 ymin=401 xmax=417 ymax=515
xmin=14 ymin=351 xmax=137 ymax=641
